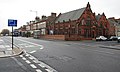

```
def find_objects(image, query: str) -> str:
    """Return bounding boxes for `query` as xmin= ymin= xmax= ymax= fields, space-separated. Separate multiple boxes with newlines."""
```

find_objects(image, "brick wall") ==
xmin=40 ymin=35 xmax=65 ymax=40
xmin=39 ymin=35 xmax=92 ymax=41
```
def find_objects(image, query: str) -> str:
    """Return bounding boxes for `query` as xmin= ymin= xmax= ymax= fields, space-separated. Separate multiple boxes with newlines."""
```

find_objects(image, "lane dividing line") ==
xmin=26 ymin=54 xmax=30 ymax=57
xmin=30 ymin=50 xmax=36 ymax=54
xmin=33 ymin=60 xmax=39 ymax=63
xmin=45 ymin=69 xmax=53 ymax=72
xmin=11 ymin=57 xmax=27 ymax=70
xmin=38 ymin=64 xmax=45 ymax=68
xmin=93 ymin=50 xmax=115 ymax=55
xmin=22 ymin=57 xmax=27 ymax=60
xmin=20 ymin=53 xmax=58 ymax=72
xmin=19 ymin=55 xmax=23 ymax=57
xmin=29 ymin=56 xmax=35 ymax=60
xmin=30 ymin=64 xmax=37 ymax=68
xmin=25 ymin=60 xmax=31 ymax=64
xmin=36 ymin=69 xmax=42 ymax=72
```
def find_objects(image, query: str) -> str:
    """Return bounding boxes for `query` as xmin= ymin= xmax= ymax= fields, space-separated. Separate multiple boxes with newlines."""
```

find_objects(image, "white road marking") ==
xmin=33 ymin=60 xmax=39 ymax=63
xmin=30 ymin=50 xmax=36 ymax=54
xmin=25 ymin=60 xmax=31 ymax=64
xmin=0 ymin=40 xmax=3 ymax=41
xmin=19 ymin=55 xmax=23 ymax=57
xmin=5 ymin=45 xmax=11 ymax=48
xmin=22 ymin=57 xmax=27 ymax=60
xmin=26 ymin=54 xmax=29 ymax=57
xmin=30 ymin=64 xmax=37 ymax=68
xmin=15 ymin=39 xmax=44 ymax=49
xmin=38 ymin=64 xmax=45 ymax=68
xmin=29 ymin=56 xmax=35 ymax=60
xmin=0 ymin=45 xmax=5 ymax=48
xmin=45 ymin=69 xmax=53 ymax=72
xmin=6 ymin=48 xmax=12 ymax=50
xmin=36 ymin=69 xmax=42 ymax=72
xmin=11 ymin=57 xmax=27 ymax=70
xmin=93 ymin=50 xmax=115 ymax=55
xmin=40 ymin=46 xmax=44 ymax=49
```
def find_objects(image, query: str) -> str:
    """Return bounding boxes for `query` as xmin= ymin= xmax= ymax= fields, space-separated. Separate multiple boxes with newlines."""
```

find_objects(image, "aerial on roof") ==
xmin=55 ymin=7 xmax=86 ymax=23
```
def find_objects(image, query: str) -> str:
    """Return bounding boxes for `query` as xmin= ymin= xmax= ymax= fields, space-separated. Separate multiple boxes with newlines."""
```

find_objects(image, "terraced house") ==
xmin=95 ymin=13 xmax=110 ymax=37
xmin=108 ymin=17 xmax=120 ymax=36
xmin=18 ymin=2 xmax=115 ymax=41
xmin=47 ymin=2 xmax=110 ymax=40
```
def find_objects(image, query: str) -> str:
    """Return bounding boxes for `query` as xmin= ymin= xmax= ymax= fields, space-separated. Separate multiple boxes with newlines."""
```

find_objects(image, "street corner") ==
xmin=12 ymin=48 xmax=25 ymax=56
xmin=0 ymin=48 xmax=24 ymax=58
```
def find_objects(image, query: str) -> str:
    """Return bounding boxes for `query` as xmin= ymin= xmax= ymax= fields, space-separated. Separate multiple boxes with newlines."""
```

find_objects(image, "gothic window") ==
xmin=105 ymin=22 xmax=107 ymax=28
xmin=71 ymin=28 xmax=75 ymax=34
xmin=78 ymin=29 xmax=81 ymax=35
xmin=86 ymin=17 xmax=91 ymax=26
xmin=82 ymin=19 xmax=85 ymax=25
xmin=100 ymin=23 xmax=103 ymax=28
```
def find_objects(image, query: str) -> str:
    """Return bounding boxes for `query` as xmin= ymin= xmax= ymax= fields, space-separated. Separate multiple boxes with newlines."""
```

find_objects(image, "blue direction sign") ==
xmin=8 ymin=19 xmax=17 ymax=27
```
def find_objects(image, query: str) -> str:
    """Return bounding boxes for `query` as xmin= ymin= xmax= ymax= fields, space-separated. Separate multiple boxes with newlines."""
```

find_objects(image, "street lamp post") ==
xmin=30 ymin=10 xmax=38 ymax=17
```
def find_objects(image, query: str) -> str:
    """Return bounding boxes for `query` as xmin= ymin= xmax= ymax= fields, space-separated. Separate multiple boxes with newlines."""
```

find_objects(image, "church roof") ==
xmin=55 ymin=7 xmax=86 ymax=23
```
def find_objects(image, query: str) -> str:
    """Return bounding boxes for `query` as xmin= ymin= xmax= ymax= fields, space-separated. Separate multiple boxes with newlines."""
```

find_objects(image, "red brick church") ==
xmin=47 ymin=2 xmax=110 ymax=40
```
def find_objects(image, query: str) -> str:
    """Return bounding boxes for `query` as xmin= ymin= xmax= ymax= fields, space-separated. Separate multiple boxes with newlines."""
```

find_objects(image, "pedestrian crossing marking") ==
xmin=36 ymin=69 xmax=42 ymax=72
xmin=0 ymin=45 xmax=5 ymax=48
xmin=30 ymin=64 xmax=37 ymax=68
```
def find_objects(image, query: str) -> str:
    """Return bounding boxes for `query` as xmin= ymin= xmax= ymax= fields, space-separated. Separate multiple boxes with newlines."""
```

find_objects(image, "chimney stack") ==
xmin=42 ymin=15 xmax=47 ymax=20
xmin=51 ymin=13 xmax=56 ymax=17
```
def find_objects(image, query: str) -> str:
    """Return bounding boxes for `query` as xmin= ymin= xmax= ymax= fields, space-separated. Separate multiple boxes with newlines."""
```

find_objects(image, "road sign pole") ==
xmin=8 ymin=19 xmax=17 ymax=49
xmin=12 ymin=26 xmax=13 ymax=49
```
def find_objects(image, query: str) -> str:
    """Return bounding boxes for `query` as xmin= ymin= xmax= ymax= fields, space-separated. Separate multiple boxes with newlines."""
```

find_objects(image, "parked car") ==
xmin=96 ymin=36 xmax=107 ymax=41
xmin=108 ymin=36 xmax=118 ymax=41
xmin=117 ymin=36 xmax=120 ymax=43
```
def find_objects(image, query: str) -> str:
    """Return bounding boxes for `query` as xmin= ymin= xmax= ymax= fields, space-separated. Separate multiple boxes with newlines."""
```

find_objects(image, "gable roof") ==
xmin=55 ymin=7 xmax=86 ymax=23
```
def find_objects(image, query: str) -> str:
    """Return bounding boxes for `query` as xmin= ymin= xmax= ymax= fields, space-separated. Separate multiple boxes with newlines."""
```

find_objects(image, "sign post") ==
xmin=8 ymin=19 xmax=17 ymax=49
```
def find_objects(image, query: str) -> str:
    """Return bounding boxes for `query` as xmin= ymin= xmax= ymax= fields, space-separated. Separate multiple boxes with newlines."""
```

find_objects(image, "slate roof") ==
xmin=55 ymin=7 xmax=86 ymax=23
xmin=96 ymin=14 xmax=101 ymax=21
xmin=108 ymin=19 xmax=118 ymax=26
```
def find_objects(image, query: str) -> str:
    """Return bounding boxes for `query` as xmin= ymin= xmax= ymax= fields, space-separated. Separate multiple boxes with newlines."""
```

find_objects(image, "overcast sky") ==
xmin=0 ymin=0 xmax=120 ymax=32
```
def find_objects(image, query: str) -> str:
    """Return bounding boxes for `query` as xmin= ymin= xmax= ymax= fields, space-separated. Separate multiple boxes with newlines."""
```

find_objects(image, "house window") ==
xmin=86 ymin=17 xmax=91 ymax=26
xmin=59 ymin=29 xmax=64 ymax=35
xmin=82 ymin=19 xmax=85 ymax=25
xmin=105 ymin=23 xmax=107 ymax=28
xmin=100 ymin=23 xmax=103 ymax=28
xmin=78 ymin=29 xmax=81 ymax=35
xmin=65 ymin=29 xmax=68 ymax=34
xmin=84 ymin=29 xmax=90 ymax=38
xmin=71 ymin=28 xmax=75 ymax=34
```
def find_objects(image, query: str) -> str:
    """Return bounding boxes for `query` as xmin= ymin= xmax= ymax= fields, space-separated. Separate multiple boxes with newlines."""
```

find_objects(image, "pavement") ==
xmin=0 ymin=47 xmax=24 ymax=58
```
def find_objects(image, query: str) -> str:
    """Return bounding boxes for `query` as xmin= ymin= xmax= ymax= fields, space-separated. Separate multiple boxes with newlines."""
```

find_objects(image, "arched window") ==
xmin=86 ymin=17 xmax=91 ymax=26
xmin=82 ymin=19 xmax=85 ymax=25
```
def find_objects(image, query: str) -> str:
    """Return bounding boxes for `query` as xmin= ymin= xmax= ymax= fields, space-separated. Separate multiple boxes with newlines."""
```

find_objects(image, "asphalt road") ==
xmin=0 ymin=36 xmax=120 ymax=72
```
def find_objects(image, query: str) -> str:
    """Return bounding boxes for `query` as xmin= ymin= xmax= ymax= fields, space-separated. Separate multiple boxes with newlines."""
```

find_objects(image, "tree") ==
xmin=1 ymin=29 xmax=10 ymax=36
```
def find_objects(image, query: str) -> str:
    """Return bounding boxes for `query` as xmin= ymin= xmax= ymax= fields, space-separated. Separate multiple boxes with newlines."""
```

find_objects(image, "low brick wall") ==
xmin=39 ymin=35 xmax=93 ymax=41
xmin=65 ymin=35 xmax=81 ymax=41
xmin=40 ymin=35 xmax=65 ymax=40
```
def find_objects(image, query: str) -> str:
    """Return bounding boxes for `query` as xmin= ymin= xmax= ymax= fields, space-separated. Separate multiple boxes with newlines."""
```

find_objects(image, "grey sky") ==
xmin=0 ymin=0 xmax=120 ymax=32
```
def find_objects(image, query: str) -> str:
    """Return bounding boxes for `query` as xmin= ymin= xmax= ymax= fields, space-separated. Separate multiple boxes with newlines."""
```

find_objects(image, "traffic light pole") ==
xmin=12 ymin=26 xmax=13 ymax=49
